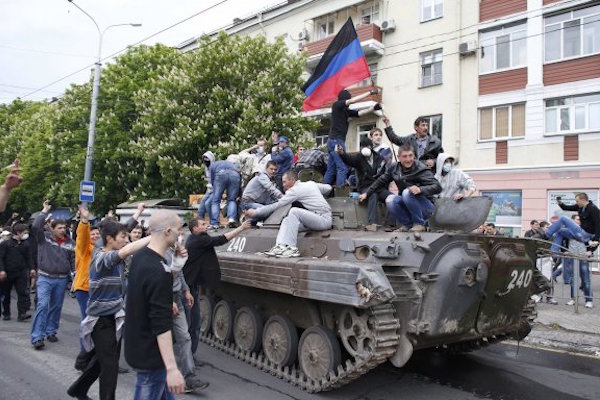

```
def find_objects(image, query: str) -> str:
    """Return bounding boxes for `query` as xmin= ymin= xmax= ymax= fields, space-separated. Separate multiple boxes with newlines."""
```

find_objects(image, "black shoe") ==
xmin=47 ymin=334 xmax=58 ymax=343
xmin=185 ymin=375 xmax=209 ymax=392
xmin=67 ymin=386 xmax=93 ymax=400
xmin=33 ymin=340 xmax=45 ymax=350
xmin=17 ymin=313 xmax=31 ymax=321
xmin=118 ymin=366 xmax=129 ymax=374
xmin=2 ymin=315 xmax=10 ymax=321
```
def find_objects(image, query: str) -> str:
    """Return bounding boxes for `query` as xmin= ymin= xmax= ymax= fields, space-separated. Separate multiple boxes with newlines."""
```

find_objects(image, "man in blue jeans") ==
xmin=547 ymin=193 xmax=600 ymax=253
xmin=359 ymin=145 xmax=441 ymax=232
xmin=325 ymin=88 xmax=380 ymax=187
xmin=30 ymin=200 xmax=75 ymax=350
xmin=209 ymin=158 xmax=241 ymax=229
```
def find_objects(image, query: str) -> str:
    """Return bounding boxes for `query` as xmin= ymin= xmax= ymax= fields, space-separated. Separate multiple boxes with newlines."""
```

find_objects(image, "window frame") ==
xmin=544 ymin=93 xmax=600 ymax=135
xmin=479 ymin=23 xmax=527 ymax=75
xmin=360 ymin=1 xmax=381 ymax=25
xmin=419 ymin=114 xmax=443 ymax=141
xmin=420 ymin=48 xmax=443 ymax=88
xmin=478 ymin=103 xmax=526 ymax=142
xmin=316 ymin=15 xmax=335 ymax=40
xmin=544 ymin=5 xmax=600 ymax=64
xmin=356 ymin=122 xmax=377 ymax=151
xmin=421 ymin=0 xmax=444 ymax=23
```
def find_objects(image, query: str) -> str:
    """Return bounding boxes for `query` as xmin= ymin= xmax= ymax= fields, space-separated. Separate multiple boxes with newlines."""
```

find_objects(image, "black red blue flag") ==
xmin=301 ymin=18 xmax=371 ymax=111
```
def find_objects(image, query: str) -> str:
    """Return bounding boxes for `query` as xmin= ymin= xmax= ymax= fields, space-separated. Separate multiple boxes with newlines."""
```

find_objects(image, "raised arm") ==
xmin=0 ymin=159 xmax=22 ymax=213
xmin=117 ymin=235 xmax=151 ymax=260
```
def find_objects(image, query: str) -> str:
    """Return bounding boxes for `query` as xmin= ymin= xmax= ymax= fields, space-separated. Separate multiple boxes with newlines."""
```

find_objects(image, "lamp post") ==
xmin=67 ymin=0 xmax=141 ymax=206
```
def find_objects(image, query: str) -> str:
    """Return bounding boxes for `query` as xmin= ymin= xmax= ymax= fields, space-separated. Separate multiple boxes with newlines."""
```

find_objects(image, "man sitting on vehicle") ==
xmin=240 ymin=161 xmax=282 ymax=213
xmin=359 ymin=145 xmax=441 ymax=232
xmin=245 ymin=170 xmax=332 ymax=258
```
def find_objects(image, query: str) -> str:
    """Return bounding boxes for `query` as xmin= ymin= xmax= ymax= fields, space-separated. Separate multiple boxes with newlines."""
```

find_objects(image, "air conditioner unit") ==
xmin=298 ymin=29 xmax=309 ymax=41
xmin=459 ymin=40 xmax=477 ymax=56
xmin=380 ymin=19 xmax=396 ymax=32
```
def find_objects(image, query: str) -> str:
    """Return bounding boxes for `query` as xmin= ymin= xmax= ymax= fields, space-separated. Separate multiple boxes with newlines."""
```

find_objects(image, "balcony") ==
xmin=303 ymin=24 xmax=384 ymax=68
xmin=303 ymin=84 xmax=383 ymax=117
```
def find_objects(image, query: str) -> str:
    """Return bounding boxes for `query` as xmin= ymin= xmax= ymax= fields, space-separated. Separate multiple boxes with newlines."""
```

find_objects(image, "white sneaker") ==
xmin=566 ymin=299 xmax=575 ymax=306
xmin=585 ymin=302 xmax=593 ymax=309
xmin=276 ymin=246 xmax=300 ymax=258
xmin=264 ymin=244 xmax=287 ymax=256
xmin=531 ymin=294 xmax=541 ymax=303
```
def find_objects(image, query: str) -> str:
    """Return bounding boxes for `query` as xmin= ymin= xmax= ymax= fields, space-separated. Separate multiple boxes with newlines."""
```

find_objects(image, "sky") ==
xmin=0 ymin=0 xmax=279 ymax=104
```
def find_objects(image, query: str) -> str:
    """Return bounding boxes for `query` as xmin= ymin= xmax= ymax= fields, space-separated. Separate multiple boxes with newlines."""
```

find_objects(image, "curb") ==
xmin=518 ymin=323 xmax=600 ymax=357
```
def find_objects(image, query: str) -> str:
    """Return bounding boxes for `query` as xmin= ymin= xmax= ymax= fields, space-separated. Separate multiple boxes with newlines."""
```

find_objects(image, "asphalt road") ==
xmin=1 ymin=293 xmax=599 ymax=400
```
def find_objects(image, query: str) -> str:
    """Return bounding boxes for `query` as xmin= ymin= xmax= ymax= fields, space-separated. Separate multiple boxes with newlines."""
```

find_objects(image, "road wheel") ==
xmin=338 ymin=307 xmax=376 ymax=360
xmin=198 ymin=295 xmax=215 ymax=335
xmin=262 ymin=315 xmax=298 ymax=367
xmin=234 ymin=306 xmax=263 ymax=353
xmin=298 ymin=326 xmax=341 ymax=381
xmin=212 ymin=300 xmax=235 ymax=342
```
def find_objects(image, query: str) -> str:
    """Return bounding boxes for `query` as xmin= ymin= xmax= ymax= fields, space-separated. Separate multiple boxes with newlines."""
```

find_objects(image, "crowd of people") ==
xmin=0 ymin=87 xmax=598 ymax=399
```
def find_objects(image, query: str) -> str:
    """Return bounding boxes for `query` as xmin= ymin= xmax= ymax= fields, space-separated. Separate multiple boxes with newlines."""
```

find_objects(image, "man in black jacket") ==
xmin=382 ymin=116 xmax=443 ymax=169
xmin=183 ymin=219 xmax=250 ymax=355
xmin=0 ymin=223 xmax=33 ymax=321
xmin=359 ymin=145 xmax=441 ymax=232
xmin=546 ymin=193 xmax=600 ymax=252
xmin=338 ymin=137 xmax=389 ymax=225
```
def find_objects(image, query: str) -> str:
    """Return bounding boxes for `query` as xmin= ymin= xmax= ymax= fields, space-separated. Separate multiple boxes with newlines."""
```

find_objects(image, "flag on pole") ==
xmin=301 ymin=18 xmax=371 ymax=111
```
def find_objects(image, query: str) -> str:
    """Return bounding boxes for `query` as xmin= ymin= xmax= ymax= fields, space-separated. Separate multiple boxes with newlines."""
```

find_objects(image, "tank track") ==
xmin=198 ymin=303 xmax=400 ymax=393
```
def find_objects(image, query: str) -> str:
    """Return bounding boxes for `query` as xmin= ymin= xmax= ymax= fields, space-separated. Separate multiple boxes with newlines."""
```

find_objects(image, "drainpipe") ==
xmin=455 ymin=0 xmax=463 ymax=159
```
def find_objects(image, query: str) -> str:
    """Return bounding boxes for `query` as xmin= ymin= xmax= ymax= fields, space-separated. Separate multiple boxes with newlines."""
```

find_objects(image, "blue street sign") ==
xmin=80 ymin=180 xmax=95 ymax=202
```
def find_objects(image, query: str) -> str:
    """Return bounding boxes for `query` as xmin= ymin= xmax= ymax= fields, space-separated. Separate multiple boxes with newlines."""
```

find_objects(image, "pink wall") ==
xmin=470 ymin=168 xmax=600 ymax=235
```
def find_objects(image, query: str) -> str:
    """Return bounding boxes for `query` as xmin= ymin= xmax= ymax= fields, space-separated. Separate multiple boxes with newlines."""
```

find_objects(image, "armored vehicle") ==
xmin=197 ymin=194 xmax=548 ymax=392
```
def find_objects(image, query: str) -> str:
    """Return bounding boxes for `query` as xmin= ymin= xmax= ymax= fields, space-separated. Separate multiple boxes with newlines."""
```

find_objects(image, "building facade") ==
xmin=178 ymin=0 xmax=600 ymax=235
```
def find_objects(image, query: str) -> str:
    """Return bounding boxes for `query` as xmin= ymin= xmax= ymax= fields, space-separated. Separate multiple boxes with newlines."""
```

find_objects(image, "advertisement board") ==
xmin=547 ymin=190 xmax=599 ymax=223
xmin=481 ymin=191 xmax=522 ymax=226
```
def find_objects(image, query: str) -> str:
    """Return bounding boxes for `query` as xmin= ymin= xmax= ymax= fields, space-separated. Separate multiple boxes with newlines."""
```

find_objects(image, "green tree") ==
xmin=132 ymin=33 xmax=318 ymax=199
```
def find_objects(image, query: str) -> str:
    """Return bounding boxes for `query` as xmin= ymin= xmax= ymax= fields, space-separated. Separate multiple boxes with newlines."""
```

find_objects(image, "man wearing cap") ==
xmin=271 ymin=136 xmax=294 ymax=191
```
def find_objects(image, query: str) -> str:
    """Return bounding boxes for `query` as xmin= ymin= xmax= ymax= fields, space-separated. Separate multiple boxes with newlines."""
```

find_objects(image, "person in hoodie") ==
xmin=359 ymin=145 xmax=441 ymax=232
xmin=325 ymin=88 xmax=380 ymax=187
xmin=30 ymin=200 xmax=75 ymax=350
xmin=434 ymin=153 xmax=476 ymax=200
xmin=337 ymin=137 xmax=389 ymax=226
xmin=198 ymin=151 xmax=215 ymax=220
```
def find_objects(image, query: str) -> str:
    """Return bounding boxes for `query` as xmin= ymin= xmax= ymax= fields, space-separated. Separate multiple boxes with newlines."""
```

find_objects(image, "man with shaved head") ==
xmin=125 ymin=210 xmax=186 ymax=399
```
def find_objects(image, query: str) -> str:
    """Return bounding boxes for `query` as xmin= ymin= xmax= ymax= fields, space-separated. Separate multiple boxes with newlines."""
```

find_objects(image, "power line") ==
xmin=20 ymin=0 xmax=233 ymax=100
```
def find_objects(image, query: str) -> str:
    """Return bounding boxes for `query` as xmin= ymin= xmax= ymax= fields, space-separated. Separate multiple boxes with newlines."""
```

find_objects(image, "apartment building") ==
xmin=179 ymin=0 xmax=600 ymax=235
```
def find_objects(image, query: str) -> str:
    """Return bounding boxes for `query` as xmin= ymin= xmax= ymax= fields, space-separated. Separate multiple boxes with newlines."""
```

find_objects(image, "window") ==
xmin=421 ymin=0 xmax=443 ymax=22
xmin=358 ymin=62 xmax=378 ymax=87
xmin=420 ymin=114 xmax=443 ymax=141
xmin=316 ymin=15 xmax=335 ymax=40
xmin=314 ymin=119 xmax=330 ymax=147
xmin=479 ymin=103 xmax=526 ymax=141
xmin=420 ymin=49 xmax=443 ymax=87
xmin=545 ymin=93 xmax=600 ymax=134
xmin=544 ymin=5 xmax=600 ymax=62
xmin=479 ymin=23 xmax=527 ymax=74
xmin=360 ymin=2 xmax=380 ymax=25
xmin=357 ymin=122 xmax=377 ymax=150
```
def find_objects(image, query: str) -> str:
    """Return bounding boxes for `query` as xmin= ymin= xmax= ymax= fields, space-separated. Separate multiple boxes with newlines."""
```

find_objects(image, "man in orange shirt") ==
xmin=73 ymin=205 xmax=101 ymax=371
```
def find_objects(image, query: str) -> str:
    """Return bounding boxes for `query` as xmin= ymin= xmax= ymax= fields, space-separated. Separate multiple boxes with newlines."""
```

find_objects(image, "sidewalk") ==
xmin=523 ymin=271 xmax=600 ymax=356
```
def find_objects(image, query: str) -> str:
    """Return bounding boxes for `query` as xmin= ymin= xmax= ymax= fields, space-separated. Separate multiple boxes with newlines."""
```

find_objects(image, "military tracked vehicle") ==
xmin=197 ymin=193 xmax=548 ymax=392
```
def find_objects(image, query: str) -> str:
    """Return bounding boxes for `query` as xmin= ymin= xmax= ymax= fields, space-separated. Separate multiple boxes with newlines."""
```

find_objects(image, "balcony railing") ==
xmin=308 ymin=84 xmax=383 ymax=114
xmin=302 ymin=23 xmax=384 ymax=65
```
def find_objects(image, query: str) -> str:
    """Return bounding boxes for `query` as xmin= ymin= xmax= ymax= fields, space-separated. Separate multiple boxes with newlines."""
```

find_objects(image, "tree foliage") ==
xmin=0 ymin=36 xmax=316 ymax=217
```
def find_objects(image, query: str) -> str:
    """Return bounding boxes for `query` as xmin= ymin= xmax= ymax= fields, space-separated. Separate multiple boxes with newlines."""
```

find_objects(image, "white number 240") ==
xmin=507 ymin=269 xmax=533 ymax=291
xmin=227 ymin=236 xmax=246 ymax=252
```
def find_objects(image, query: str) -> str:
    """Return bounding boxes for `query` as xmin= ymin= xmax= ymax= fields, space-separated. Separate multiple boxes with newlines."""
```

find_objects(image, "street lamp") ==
xmin=67 ymin=0 xmax=141 ymax=206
